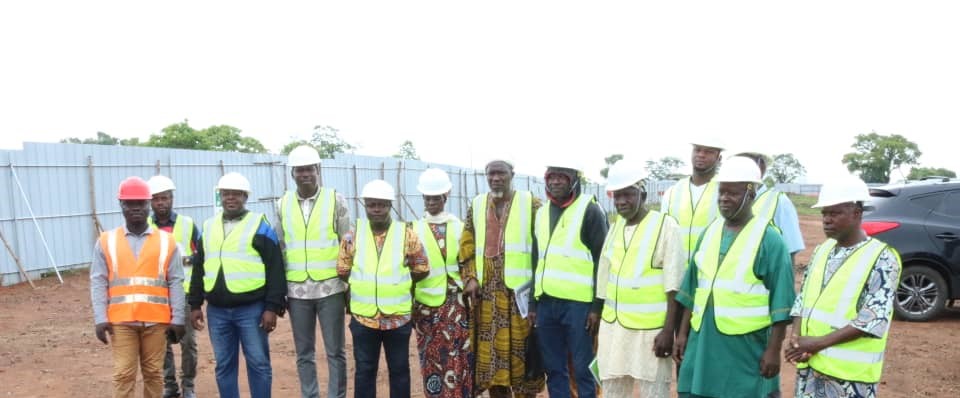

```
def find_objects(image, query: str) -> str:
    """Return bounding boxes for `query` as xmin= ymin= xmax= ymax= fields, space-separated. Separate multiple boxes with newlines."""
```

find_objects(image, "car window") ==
xmin=935 ymin=191 xmax=960 ymax=217
xmin=909 ymin=192 xmax=946 ymax=212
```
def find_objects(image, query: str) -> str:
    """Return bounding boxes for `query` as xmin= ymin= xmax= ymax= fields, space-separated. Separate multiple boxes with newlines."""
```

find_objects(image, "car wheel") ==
xmin=895 ymin=265 xmax=947 ymax=322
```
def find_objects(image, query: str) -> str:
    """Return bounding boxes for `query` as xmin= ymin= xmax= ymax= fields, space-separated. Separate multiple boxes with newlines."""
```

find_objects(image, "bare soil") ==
xmin=1 ymin=215 xmax=957 ymax=397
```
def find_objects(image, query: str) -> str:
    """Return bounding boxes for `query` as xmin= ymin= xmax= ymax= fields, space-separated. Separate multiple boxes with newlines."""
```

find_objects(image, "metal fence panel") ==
xmin=1 ymin=143 xmax=617 ymax=285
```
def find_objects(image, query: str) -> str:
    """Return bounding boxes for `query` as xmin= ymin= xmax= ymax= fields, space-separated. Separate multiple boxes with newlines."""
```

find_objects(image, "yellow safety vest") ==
xmin=601 ymin=211 xmax=669 ymax=329
xmin=752 ymin=188 xmax=781 ymax=223
xmin=472 ymin=191 xmax=533 ymax=289
xmin=280 ymin=189 xmax=339 ymax=282
xmin=348 ymin=220 xmax=413 ymax=317
xmin=202 ymin=212 xmax=266 ymax=293
xmin=413 ymin=219 xmax=463 ymax=307
xmin=663 ymin=179 xmax=719 ymax=264
xmin=149 ymin=214 xmax=195 ymax=292
xmin=690 ymin=217 xmax=771 ymax=335
xmin=798 ymin=238 xmax=899 ymax=383
xmin=534 ymin=194 xmax=596 ymax=303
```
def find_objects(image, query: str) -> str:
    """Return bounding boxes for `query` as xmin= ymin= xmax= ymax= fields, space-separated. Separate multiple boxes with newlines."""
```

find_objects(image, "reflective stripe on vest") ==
xmin=280 ymin=189 xmax=339 ymax=282
xmin=101 ymin=227 xmax=174 ymax=324
xmin=473 ymin=191 xmax=533 ymax=289
xmin=349 ymin=220 xmax=412 ymax=316
xmin=752 ymin=188 xmax=780 ymax=222
xmin=149 ymin=215 xmax=195 ymax=292
xmin=535 ymin=194 xmax=595 ymax=302
xmin=202 ymin=212 xmax=266 ymax=293
xmin=601 ymin=211 xmax=669 ymax=329
xmin=797 ymin=238 xmax=898 ymax=383
xmin=414 ymin=219 xmax=464 ymax=307
xmin=690 ymin=217 xmax=771 ymax=335
xmin=664 ymin=180 xmax=719 ymax=264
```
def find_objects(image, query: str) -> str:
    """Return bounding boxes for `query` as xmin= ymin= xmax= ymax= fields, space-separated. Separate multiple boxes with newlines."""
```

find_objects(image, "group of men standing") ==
xmin=91 ymin=139 xmax=901 ymax=398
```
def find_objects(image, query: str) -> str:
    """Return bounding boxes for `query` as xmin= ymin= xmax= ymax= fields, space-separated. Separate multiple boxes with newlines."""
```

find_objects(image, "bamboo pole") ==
xmin=395 ymin=161 xmax=405 ymax=219
xmin=87 ymin=156 xmax=103 ymax=235
xmin=317 ymin=160 xmax=323 ymax=187
xmin=351 ymin=164 xmax=360 ymax=221
xmin=0 ymin=229 xmax=35 ymax=288
xmin=459 ymin=169 xmax=465 ymax=217
xmin=473 ymin=169 xmax=480 ymax=195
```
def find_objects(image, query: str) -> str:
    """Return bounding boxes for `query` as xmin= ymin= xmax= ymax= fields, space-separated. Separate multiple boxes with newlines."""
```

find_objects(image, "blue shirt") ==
xmin=759 ymin=185 xmax=805 ymax=255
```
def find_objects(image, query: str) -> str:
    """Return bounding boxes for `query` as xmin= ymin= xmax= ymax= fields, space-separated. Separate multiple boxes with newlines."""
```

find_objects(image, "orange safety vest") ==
xmin=99 ymin=227 xmax=176 ymax=324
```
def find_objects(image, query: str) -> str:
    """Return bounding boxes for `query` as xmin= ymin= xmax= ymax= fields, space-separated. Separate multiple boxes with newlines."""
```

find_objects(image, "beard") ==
xmin=489 ymin=191 xmax=505 ymax=199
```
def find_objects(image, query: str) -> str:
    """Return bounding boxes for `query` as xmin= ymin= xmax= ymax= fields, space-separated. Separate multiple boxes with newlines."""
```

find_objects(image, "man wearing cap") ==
xmin=148 ymin=175 xmax=204 ymax=398
xmin=411 ymin=169 xmax=473 ymax=398
xmin=595 ymin=160 xmax=685 ymax=397
xmin=737 ymin=151 xmax=806 ymax=263
xmin=336 ymin=179 xmax=429 ymax=398
xmin=531 ymin=160 xmax=608 ymax=398
xmin=460 ymin=159 xmax=545 ymax=398
xmin=90 ymin=176 xmax=186 ymax=398
xmin=785 ymin=176 xmax=901 ymax=398
xmin=276 ymin=145 xmax=350 ymax=398
xmin=673 ymin=156 xmax=796 ymax=398
xmin=188 ymin=172 xmax=286 ymax=398
xmin=661 ymin=140 xmax=723 ymax=266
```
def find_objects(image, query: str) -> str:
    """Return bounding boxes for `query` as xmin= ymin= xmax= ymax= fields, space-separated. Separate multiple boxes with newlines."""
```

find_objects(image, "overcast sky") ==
xmin=1 ymin=1 xmax=958 ymax=183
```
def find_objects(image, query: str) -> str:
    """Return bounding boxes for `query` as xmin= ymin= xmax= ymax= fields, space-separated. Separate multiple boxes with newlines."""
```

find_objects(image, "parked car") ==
xmin=862 ymin=179 xmax=960 ymax=321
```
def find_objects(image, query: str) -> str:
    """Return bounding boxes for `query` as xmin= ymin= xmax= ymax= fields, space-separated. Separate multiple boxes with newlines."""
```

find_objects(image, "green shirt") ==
xmin=676 ymin=222 xmax=796 ymax=398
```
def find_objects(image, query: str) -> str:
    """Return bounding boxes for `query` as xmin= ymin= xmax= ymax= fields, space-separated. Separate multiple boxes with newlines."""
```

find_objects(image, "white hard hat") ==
xmin=217 ymin=172 xmax=251 ymax=193
xmin=147 ymin=175 xmax=176 ymax=195
xmin=813 ymin=175 xmax=870 ymax=208
xmin=545 ymin=158 xmax=585 ymax=173
xmin=690 ymin=137 xmax=726 ymax=151
xmin=417 ymin=168 xmax=453 ymax=195
xmin=288 ymin=145 xmax=322 ymax=168
xmin=361 ymin=179 xmax=395 ymax=201
xmin=734 ymin=150 xmax=770 ymax=162
xmin=716 ymin=156 xmax=762 ymax=183
xmin=606 ymin=160 xmax=647 ymax=191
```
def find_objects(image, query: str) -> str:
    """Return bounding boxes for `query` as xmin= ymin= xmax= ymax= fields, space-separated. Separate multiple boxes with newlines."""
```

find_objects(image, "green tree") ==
xmin=393 ymin=140 xmax=421 ymax=160
xmin=143 ymin=120 xmax=266 ymax=153
xmin=645 ymin=156 xmax=685 ymax=180
xmin=842 ymin=132 xmax=921 ymax=183
xmin=281 ymin=125 xmax=356 ymax=158
xmin=600 ymin=154 xmax=624 ymax=179
xmin=907 ymin=167 xmax=956 ymax=180
xmin=60 ymin=131 xmax=140 ymax=146
xmin=768 ymin=153 xmax=806 ymax=183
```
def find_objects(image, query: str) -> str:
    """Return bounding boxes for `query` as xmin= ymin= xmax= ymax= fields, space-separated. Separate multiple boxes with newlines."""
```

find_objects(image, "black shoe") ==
xmin=163 ymin=389 xmax=181 ymax=398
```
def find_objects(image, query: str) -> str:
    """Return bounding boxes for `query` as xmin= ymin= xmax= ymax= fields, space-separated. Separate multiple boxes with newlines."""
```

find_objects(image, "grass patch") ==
xmin=786 ymin=193 xmax=820 ymax=216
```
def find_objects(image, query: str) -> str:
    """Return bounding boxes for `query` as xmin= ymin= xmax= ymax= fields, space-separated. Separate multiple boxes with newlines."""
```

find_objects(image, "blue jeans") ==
xmin=207 ymin=301 xmax=272 ymax=398
xmin=289 ymin=294 xmax=347 ymax=398
xmin=349 ymin=318 xmax=411 ymax=398
xmin=536 ymin=296 xmax=596 ymax=398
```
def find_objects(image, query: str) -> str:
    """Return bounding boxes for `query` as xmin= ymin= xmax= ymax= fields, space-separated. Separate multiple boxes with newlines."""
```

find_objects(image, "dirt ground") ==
xmin=1 ymin=215 xmax=959 ymax=397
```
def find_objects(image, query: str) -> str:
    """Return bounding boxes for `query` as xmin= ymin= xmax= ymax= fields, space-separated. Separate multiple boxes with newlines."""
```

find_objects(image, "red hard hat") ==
xmin=117 ymin=177 xmax=152 ymax=200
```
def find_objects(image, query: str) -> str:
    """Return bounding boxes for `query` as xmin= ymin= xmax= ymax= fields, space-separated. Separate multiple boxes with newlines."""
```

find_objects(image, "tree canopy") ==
xmin=645 ymin=156 xmax=685 ymax=180
xmin=144 ymin=120 xmax=266 ymax=153
xmin=60 ymin=131 xmax=140 ymax=146
xmin=393 ymin=140 xmax=420 ymax=160
xmin=842 ymin=132 xmax=921 ymax=183
xmin=907 ymin=166 xmax=956 ymax=180
xmin=281 ymin=125 xmax=356 ymax=158
xmin=61 ymin=121 xmax=267 ymax=153
xmin=600 ymin=154 xmax=624 ymax=179
xmin=768 ymin=153 xmax=806 ymax=183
